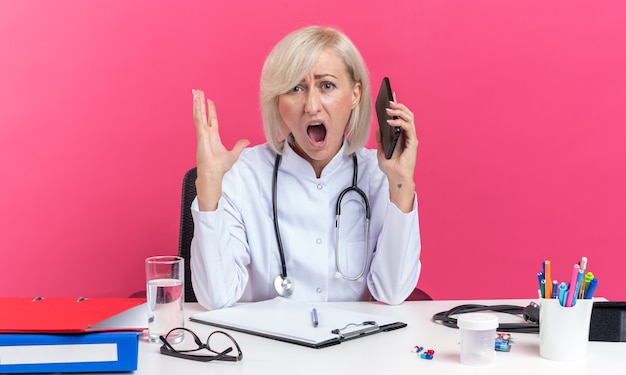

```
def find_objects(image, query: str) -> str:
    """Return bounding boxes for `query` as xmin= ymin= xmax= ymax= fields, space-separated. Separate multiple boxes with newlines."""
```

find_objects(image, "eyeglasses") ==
xmin=159 ymin=327 xmax=243 ymax=362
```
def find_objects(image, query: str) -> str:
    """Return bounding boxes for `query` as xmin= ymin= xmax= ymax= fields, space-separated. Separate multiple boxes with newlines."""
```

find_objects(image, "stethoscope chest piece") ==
xmin=273 ymin=275 xmax=294 ymax=297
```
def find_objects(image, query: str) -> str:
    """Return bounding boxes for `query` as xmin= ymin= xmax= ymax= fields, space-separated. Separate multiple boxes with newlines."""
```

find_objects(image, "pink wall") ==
xmin=1 ymin=1 xmax=625 ymax=301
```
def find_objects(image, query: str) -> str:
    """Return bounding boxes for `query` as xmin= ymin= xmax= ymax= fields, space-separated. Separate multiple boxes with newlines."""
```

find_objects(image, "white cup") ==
xmin=458 ymin=313 xmax=499 ymax=365
xmin=145 ymin=256 xmax=185 ymax=344
xmin=539 ymin=298 xmax=593 ymax=361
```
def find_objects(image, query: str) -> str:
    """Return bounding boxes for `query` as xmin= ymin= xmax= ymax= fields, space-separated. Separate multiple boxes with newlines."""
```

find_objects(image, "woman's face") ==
xmin=278 ymin=49 xmax=361 ymax=174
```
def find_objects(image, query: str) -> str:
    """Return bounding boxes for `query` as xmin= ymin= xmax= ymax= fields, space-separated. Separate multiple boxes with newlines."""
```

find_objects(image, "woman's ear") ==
xmin=351 ymin=82 xmax=362 ymax=109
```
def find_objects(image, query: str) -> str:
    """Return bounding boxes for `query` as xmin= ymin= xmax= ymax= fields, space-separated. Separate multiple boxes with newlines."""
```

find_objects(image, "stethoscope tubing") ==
xmin=334 ymin=155 xmax=370 ymax=281
xmin=271 ymin=153 xmax=370 ymax=294
xmin=272 ymin=154 xmax=288 ymax=280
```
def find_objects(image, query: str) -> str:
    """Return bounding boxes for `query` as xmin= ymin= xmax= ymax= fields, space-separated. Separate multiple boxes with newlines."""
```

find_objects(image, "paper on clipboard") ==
xmin=190 ymin=297 xmax=406 ymax=348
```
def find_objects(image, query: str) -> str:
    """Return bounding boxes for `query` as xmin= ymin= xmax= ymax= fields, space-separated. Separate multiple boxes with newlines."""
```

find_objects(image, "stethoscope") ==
xmin=272 ymin=153 xmax=371 ymax=297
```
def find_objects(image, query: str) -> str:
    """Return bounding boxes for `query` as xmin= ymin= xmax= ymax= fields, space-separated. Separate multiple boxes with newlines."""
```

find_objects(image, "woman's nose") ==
xmin=304 ymin=90 xmax=321 ymax=114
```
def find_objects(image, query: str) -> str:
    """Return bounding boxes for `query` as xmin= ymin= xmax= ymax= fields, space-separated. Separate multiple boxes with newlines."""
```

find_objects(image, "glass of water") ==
xmin=145 ymin=256 xmax=185 ymax=344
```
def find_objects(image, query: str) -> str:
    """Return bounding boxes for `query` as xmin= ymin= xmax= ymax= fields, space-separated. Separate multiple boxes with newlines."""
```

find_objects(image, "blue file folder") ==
xmin=0 ymin=331 xmax=139 ymax=373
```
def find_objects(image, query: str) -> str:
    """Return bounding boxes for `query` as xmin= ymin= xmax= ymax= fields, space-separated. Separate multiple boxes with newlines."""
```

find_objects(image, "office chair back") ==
xmin=406 ymin=287 xmax=432 ymax=301
xmin=179 ymin=167 xmax=198 ymax=303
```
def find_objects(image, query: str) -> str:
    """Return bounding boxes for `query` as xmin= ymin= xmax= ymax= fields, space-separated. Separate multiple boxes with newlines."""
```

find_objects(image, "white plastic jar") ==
xmin=457 ymin=313 xmax=499 ymax=365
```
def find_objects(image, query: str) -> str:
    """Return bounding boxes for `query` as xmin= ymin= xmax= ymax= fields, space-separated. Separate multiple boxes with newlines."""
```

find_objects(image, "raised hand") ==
xmin=192 ymin=89 xmax=250 ymax=211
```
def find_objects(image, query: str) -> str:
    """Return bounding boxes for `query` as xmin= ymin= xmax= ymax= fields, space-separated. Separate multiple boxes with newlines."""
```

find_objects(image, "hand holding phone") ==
xmin=375 ymin=77 xmax=401 ymax=159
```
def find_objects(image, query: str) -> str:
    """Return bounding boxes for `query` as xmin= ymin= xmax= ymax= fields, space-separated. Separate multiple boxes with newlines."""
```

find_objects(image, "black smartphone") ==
xmin=375 ymin=77 xmax=401 ymax=159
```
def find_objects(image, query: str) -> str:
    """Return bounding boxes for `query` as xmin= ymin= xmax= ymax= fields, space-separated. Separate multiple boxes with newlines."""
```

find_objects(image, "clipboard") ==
xmin=0 ymin=297 xmax=147 ymax=333
xmin=190 ymin=297 xmax=407 ymax=349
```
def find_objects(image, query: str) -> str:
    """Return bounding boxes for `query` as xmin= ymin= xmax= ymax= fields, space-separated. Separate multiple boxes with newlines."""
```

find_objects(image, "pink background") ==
xmin=1 ymin=1 xmax=625 ymax=301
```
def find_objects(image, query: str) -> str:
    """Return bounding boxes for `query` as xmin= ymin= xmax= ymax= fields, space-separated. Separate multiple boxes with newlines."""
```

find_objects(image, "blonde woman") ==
xmin=191 ymin=26 xmax=421 ymax=310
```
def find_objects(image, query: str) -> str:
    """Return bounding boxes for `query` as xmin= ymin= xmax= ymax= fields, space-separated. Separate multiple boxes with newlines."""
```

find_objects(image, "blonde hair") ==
xmin=260 ymin=26 xmax=371 ymax=155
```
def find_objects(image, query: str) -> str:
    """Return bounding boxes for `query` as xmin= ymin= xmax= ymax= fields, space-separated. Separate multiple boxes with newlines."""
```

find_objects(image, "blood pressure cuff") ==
xmin=589 ymin=302 xmax=626 ymax=342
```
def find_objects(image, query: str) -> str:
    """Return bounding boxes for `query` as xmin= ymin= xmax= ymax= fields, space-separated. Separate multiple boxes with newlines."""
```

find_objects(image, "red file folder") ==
xmin=0 ymin=297 xmax=146 ymax=333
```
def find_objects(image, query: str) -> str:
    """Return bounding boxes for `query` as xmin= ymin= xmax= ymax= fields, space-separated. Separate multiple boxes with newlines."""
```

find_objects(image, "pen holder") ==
xmin=539 ymin=298 xmax=593 ymax=361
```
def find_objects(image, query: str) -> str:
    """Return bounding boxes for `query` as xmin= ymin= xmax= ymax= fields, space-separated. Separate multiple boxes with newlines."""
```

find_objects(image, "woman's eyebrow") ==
xmin=296 ymin=74 xmax=338 ymax=86
xmin=313 ymin=74 xmax=338 ymax=80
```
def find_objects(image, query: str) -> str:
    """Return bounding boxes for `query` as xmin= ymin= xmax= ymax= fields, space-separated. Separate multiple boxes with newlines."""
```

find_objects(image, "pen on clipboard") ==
xmin=311 ymin=308 xmax=319 ymax=328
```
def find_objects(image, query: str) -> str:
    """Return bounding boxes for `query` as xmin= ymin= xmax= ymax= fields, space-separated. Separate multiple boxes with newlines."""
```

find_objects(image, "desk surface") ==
xmin=132 ymin=299 xmax=624 ymax=375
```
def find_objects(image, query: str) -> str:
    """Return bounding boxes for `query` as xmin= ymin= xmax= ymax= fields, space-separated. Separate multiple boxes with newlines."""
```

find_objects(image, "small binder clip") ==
xmin=331 ymin=321 xmax=379 ymax=339
xmin=32 ymin=296 xmax=45 ymax=302
xmin=76 ymin=296 xmax=88 ymax=302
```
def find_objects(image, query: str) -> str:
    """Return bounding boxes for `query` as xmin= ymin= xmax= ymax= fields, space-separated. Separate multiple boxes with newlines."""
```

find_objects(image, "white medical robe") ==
xmin=191 ymin=142 xmax=421 ymax=310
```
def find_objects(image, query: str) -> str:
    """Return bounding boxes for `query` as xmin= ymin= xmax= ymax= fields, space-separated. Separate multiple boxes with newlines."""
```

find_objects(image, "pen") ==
xmin=572 ymin=268 xmax=584 ymax=306
xmin=311 ymin=308 xmax=319 ymax=327
xmin=551 ymin=280 xmax=557 ymax=299
xmin=584 ymin=278 xmax=598 ymax=299
xmin=565 ymin=264 xmax=580 ymax=307
xmin=582 ymin=272 xmax=594 ymax=299
xmin=579 ymin=256 xmax=588 ymax=273
xmin=578 ymin=257 xmax=588 ymax=298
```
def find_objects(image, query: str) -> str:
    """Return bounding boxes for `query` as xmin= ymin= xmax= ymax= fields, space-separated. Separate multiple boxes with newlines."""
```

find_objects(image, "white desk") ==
xmin=133 ymin=299 xmax=625 ymax=374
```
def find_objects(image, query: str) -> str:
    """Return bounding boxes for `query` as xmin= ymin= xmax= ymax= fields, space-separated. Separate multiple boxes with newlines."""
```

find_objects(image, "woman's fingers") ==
xmin=192 ymin=89 xmax=208 ymax=130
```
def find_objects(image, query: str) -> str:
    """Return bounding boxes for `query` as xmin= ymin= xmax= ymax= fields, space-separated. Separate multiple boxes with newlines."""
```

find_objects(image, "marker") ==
xmin=540 ymin=279 xmax=546 ymax=298
xmin=311 ymin=308 xmax=319 ymax=327
xmin=584 ymin=278 xmax=598 ymax=299
xmin=572 ymin=268 xmax=584 ymax=306
xmin=565 ymin=264 xmax=580 ymax=307
xmin=537 ymin=272 xmax=544 ymax=293
xmin=544 ymin=261 xmax=552 ymax=300
xmin=551 ymin=280 xmax=558 ymax=299
xmin=558 ymin=282 xmax=568 ymax=306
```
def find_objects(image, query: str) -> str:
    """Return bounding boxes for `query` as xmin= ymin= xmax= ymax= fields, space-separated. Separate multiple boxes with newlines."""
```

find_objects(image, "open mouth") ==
xmin=307 ymin=122 xmax=327 ymax=144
